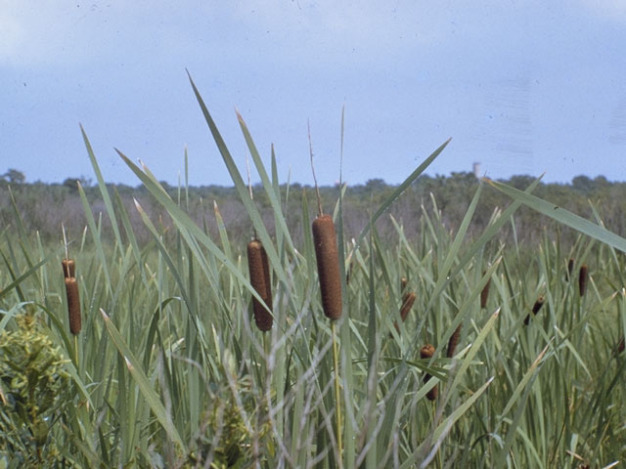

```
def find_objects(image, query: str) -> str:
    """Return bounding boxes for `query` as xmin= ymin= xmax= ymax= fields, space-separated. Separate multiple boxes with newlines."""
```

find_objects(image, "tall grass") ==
xmin=0 ymin=77 xmax=624 ymax=467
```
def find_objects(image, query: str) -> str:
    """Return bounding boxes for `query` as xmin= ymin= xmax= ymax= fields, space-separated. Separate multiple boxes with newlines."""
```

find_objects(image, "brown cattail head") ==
xmin=480 ymin=273 xmax=491 ymax=309
xmin=524 ymin=295 xmax=545 ymax=325
xmin=447 ymin=325 xmax=461 ymax=358
xmin=65 ymin=277 xmax=81 ymax=335
xmin=399 ymin=292 xmax=416 ymax=322
xmin=420 ymin=344 xmax=438 ymax=400
xmin=578 ymin=264 xmax=588 ymax=297
xmin=566 ymin=258 xmax=575 ymax=281
xmin=312 ymin=214 xmax=342 ymax=321
xmin=392 ymin=291 xmax=416 ymax=335
xmin=62 ymin=258 xmax=76 ymax=279
xmin=617 ymin=335 xmax=624 ymax=355
xmin=247 ymin=239 xmax=273 ymax=332
xmin=420 ymin=344 xmax=435 ymax=359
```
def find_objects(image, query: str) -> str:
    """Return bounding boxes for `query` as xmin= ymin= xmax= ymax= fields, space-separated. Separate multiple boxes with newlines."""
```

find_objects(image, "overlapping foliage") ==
xmin=0 ymin=78 xmax=624 ymax=467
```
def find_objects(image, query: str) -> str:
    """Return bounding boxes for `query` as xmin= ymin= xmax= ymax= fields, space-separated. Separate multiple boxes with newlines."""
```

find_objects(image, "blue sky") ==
xmin=2 ymin=1 xmax=626 ymax=187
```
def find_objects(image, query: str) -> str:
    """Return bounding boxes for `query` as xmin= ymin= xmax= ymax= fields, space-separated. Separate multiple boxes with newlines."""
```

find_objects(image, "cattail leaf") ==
xmin=100 ymin=308 xmax=186 ymax=451
xmin=236 ymin=111 xmax=295 ymax=252
xmin=430 ymin=377 xmax=494 ymax=453
xmin=77 ymin=181 xmax=113 ymax=296
xmin=187 ymin=74 xmax=288 ymax=289
xmin=112 ymin=188 xmax=147 ymax=286
xmin=80 ymin=126 xmax=124 ymax=254
xmin=486 ymin=178 xmax=626 ymax=253
xmin=501 ymin=343 xmax=552 ymax=417
xmin=438 ymin=182 xmax=483 ymax=285
xmin=119 ymin=153 xmax=269 ymax=311
xmin=354 ymin=138 xmax=451 ymax=251
xmin=425 ymin=178 xmax=542 ymax=317
xmin=444 ymin=309 xmax=500 ymax=408
xmin=0 ymin=255 xmax=49 ymax=302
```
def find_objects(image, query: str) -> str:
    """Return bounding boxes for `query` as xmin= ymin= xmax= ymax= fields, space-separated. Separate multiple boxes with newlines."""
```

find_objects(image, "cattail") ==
xmin=392 ymin=291 xmax=416 ymax=335
xmin=578 ymin=264 xmax=588 ymax=297
xmin=400 ymin=277 xmax=408 ymax=293
xmin=616 ymin=335 xmax=624 ymax=355
xmin=524 ymin=295 xmax=545 ymax=325
xmin=447 ymin=325 xmax=461 ymax=358
xmin=566 ymin=258 xmax=575 ymax=281
xmin=62 ymin=258 xmax=76 ymax=279
xmin=480 ymin=273 xmax=491 ymax=309
xmin=247 ymin=239 xmax=273 ymax=332
xmin=65 ymin=277 xmax=81 ymax=335
xmin=420 ymin=344 xmax=438 ymax=400
xmin=312 ymin=214 xmax=342 ymax=321
xmin=399 ymin=291 xmax=416 ymax=322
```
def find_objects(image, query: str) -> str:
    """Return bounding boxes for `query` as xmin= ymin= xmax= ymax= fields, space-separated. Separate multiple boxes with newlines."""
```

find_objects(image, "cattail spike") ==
xmin=524 ymin=295 xmax=545 ymax=325
xmin=65 ymin=277 xmax=82 ymax=335
xmin=480 ymin=273 xmax=491 ymax=309
xmin=247 ymin=239 xmax=273 ymax=332
xmin=392 ymin=291 xmax=416 ymax=335
xmin=312 ymin=215 xmax=342 ymax=321
xmin=447 ymin=325 xmax=461 ymax=358
xmin=578 ymin=264 xmax=588 ymax=297
xmin=399 ymin=292 xmax=416 ymax=322
xmin=420 ymin=344 xmax=438 ymax=400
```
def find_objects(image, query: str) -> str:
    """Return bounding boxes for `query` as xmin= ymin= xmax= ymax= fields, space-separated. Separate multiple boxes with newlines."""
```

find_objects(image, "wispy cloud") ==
xmin=578 ymin=0 xmax=626 ymax=20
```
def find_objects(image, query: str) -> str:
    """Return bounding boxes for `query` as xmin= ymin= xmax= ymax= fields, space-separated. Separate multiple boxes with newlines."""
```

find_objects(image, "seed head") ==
xmin=247 ymin=239 xmax=273 ymax=332
xmin=524 ymin=295 xmax=545 ymax=325
xmin=578 ymin=264 xmax=588 ymax=297
xmin=480 ymin=273 xmax=491 ymax=309
xmin=65 ymin=277 xmax=81 ymax=335
xmin=420 ymin=344 xmax=438 ymax=400
xmin=447 ymin=325 xmax=461 ymax=358
xmin=312 ymin=215 xmax=342 ymax=321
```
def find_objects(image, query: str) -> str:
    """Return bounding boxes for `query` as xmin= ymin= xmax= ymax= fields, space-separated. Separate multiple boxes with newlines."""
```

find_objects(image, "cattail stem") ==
xmin=62 ymin=258 xmax=75 ymax=279
xmin=331 ymin=321 xmax=343 ymax=467
xmin=566 ymin=258 xmax=575 ymax=281
xmin=73 ymin=335 xmax=79 ymax=367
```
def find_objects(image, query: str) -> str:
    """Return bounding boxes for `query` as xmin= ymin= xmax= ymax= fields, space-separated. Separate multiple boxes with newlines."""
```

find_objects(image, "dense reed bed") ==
xmin=0 ymin=78 xmax=624 ymax=467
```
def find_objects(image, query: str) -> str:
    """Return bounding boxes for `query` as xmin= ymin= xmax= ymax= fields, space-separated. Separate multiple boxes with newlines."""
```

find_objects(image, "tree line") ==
xmin=1 ymin=172 xmax=624 ymax=251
